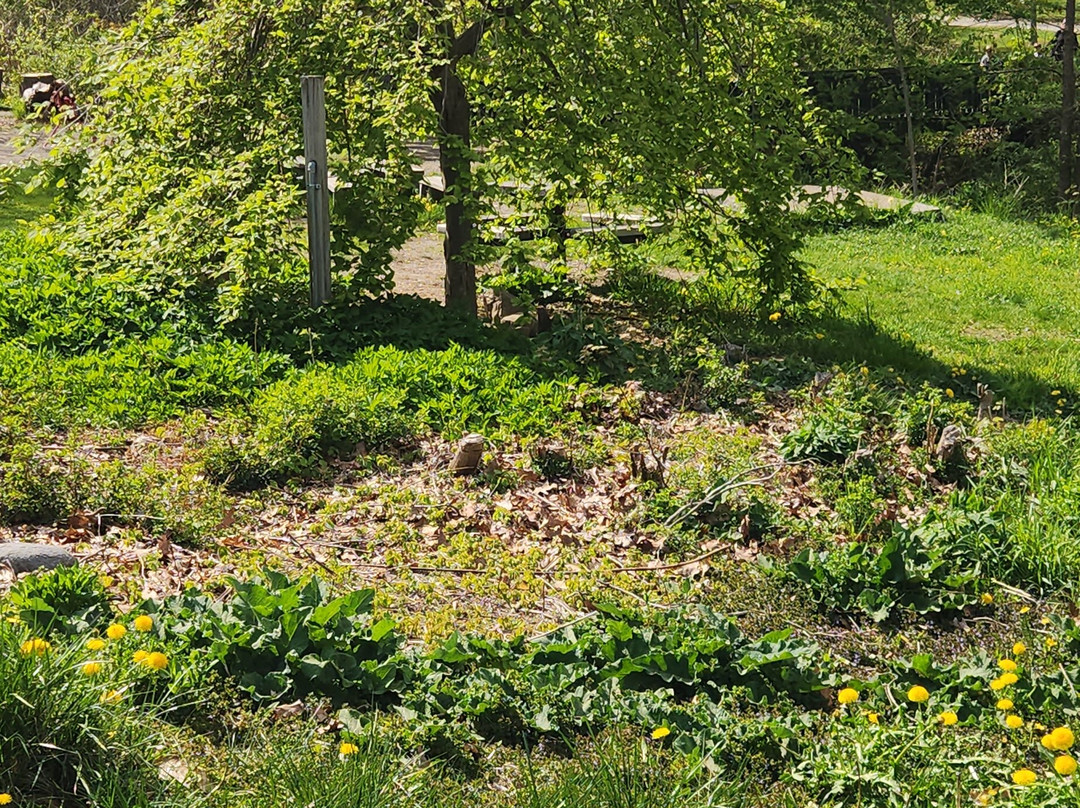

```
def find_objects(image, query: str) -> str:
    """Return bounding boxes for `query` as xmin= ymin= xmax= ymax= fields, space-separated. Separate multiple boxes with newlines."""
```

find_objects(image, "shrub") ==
xmin=205 ymin=345 xmax=583 ymax=488
xmin=6 ymin=566 xmax=110 ymax=634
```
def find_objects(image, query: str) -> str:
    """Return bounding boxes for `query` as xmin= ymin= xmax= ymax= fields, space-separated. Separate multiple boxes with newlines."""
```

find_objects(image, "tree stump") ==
xmin=449 ymin=433 xmax=485 ymax=475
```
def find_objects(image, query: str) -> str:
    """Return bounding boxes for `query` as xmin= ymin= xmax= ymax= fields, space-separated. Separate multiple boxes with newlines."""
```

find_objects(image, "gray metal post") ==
xmin=302 ymin=76 xmax=331 ymax=307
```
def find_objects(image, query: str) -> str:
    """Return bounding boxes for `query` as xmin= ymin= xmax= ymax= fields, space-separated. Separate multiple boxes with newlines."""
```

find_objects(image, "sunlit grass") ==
xmin=802 ymin=209 xmax=1080 ymax=409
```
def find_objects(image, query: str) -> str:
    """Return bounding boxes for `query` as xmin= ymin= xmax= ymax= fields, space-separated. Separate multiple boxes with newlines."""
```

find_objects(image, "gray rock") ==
xmin=0 ymin=542 xmax=76 ymax=574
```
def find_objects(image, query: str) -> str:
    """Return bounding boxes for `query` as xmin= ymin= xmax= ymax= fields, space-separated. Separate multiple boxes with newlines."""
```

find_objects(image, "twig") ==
xmin=662 ymin=462 xmax=788 ymax=529
xmin=611 ymin=545 xmax=727 ymax=573
xmin=527 ymin=611 xmax=598 ymax=643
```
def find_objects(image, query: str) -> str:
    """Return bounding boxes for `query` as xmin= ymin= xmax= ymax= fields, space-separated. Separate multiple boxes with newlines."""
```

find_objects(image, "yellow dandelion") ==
xmin=996 ymin=698 xmax=1014 ymax=711
xmin=132 ymin=650 xmax=149 ymax=664
xmin=981 ymin=593 xmax=994 ymax=605
xmin=1013 ymin=642 xmax=1026 ymax=655
xmin=651 ymin=727 xmax=671 ymax=740
xmin=1006 ymin=715 xmax=1024 ymax=729
xmin=990 ymin=677 xmax=1007 ymax=691
xmin=0 ymin=794 xmax=11 ymax=805
xmin=133 ymin=615 xmax=153 ymax=632
xmin=100 ymin=689 xmax=123 ymax=704
xmin=81 ymin=662 xmax=103 ymax=677
xmin=838 ymin=688 xmax=859 ymax=705
xmin=907 ymin=685 xmax=930 ymax=703
xmin=1019 ymin=606 xmax=1031 ymax=614
xmin=1011 ymin=769 xmax=1037 ymax=786
xmin=1052 ymin=727 xmax=1076 ymax=750
xmin=86 ymin=638 xmax=106 ymax=651
xmin=1047 ymin=637 xmax=1058 ymax=649
xmin=106 ymin=624 xmax=127 ymax=640
xmin=945 ymin=388 xmax=955 ymax=398
xmin=339 ymin=742 xmax=359 ymax=756
xmin=768 ymin=312 xmax=781 ymax=322
xmin=1044 ymin=733 xmax=1058 ymax=750
xmin=143 ymin=652 xmax=168 ymax=671
xmin=999 ymin=659 xmax=1017 ymax=672
xmin=1052 ymin=390 xmax=1062 ymax=396
xmin=867 ymin=712 xmax=880 ymax=724
xmin=939 ymin=711 xmax=958 ymax=725
xmin=19 ymin=638 xmax=50 ymax=656
xmin=1000 ymin=672 xmax=1019 ymax=686
xmin=1055 ymin=755 xmax=1078 ymax=776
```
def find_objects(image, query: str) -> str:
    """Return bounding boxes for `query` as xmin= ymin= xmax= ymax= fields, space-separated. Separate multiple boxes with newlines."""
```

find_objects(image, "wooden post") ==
xmin=302 ymin=76 xmax=331 ymax=307
xmin=1061 ymin=0 xmax=1077 ymax=201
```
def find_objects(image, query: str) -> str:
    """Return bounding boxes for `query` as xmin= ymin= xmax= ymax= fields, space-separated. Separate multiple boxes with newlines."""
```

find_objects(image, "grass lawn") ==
xmin=802 ymin=209 xmax=1080 ymax=409
xmin=0 ymin=170 xmax=54 ymax=231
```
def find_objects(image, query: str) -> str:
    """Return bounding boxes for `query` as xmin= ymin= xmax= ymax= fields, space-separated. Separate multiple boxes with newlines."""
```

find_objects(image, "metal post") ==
xmin=301 ymin=76 xmax=331 ymax=307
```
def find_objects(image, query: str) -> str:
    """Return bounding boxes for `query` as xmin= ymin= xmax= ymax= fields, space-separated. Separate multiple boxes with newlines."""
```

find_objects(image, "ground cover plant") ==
xmin=6 ymin=2 xmax=1080 ymax=804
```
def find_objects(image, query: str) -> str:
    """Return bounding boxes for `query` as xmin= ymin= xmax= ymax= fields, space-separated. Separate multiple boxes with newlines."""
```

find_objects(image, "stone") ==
xmin=0 ymin=542 xmax=76 ymax=574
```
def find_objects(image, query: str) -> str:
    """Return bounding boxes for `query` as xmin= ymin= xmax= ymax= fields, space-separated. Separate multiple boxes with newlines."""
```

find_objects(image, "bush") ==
xmin=6 ymin=566 xmax=110 ymax=634
xmin=206 ymin=345 xmax=583 ymax=488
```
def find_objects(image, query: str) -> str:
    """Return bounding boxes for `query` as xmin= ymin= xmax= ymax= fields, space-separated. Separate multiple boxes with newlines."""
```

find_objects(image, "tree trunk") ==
xmin=882 ymin=6 xmax=919 ymax=197
xmin=434 ymin=64 xmax=477 ymax=315
xmin=1061 ymin=0 xmax=1077 ymax=201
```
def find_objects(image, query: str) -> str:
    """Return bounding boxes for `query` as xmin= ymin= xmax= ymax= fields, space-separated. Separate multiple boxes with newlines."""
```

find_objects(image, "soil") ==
xmin=0 ymin=111 xmax=48 ymax=166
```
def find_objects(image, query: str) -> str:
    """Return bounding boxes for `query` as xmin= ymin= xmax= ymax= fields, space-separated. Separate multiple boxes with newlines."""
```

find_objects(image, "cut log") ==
xmin=449 ymin=433 xmax=485 ymax=475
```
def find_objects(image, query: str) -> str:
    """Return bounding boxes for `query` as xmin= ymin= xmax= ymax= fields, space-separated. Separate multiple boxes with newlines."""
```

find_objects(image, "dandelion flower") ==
xmin=907 ymin=685 xmax=930 ymax=703
xmin=1013 ymin=642 xmax=1027 ymax=655
xmin=1019 ymin=606 xmax=1031 ymax=614
xmin=768 ymin=312 xmax=781 ymax=322
xmin=867 ymin=712 xmax=880 ymax=724
xmin=945 ymin=389 xmax=955 ymax=398
xmin=0 ymin=794 xmax=11 ymax=805
xmin=939 ymin=711 xmax=958 ymax=726
xmin=1047 ymin=638 xmax=1058 ymax=649
xmin=1053 ymin=390 xmax=1062 ymax=396
xmin=1000 ymin=672 xmax=1019 ymax=686
xmin=132 ymin=650 xmax=149 ymax=664
xmin=990 ymin=677 xmax=1007 ymax=691
xmin=106 ymin=624 xmax=127 ymax=640
xmin=980 ymin=593 xmax=994 ymax=605
xmin=339 ymin=742 xmax=359 ymax=757
xmin=19 ymin=638 xmax=50 ymax=656
xmin=143 ymin=652 xmax=168 ymax=671
xmin=1055 ymin=755 xmax=1078 ymax=776
xmin=133 ymin=615 xmax=153 ymax=632
xmin=651 ymin=727 xmax=671 ymax=740
xmin=1052 ymin=727 xmax=1076 ymax=750
xmin=838 ymin=688 xmax=859 ymax=705
xmin=81 ymin=662 xmax=103 ymax=677
xmin=1011 ymin=769 xmax=1037 ymax=786
xmin=999 ymin=659 xmax=1017 ymax=672
xmin=1006 ymin=715 xmax=1024 ymax=729
xmin=86 ymin=638 xmax=106 ymax=651
xmin=996 ymin=699 xmax=1014 ymax=711
xmin=100 ymin=690 xmax=123 ymax=704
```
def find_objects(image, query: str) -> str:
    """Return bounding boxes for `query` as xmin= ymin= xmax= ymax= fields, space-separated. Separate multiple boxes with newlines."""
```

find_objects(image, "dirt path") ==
xmin=391 ymin=231 xmax=445 ymax=301
xmin=948 ymin=15 xmax=1059 ymax=32
xmin=0 ymin=111 xmax=49 ymax=167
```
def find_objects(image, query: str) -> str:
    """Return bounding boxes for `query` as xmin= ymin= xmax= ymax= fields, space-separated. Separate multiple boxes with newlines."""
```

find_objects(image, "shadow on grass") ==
xmin=594 ymin=265 xmax=1074 ymax=414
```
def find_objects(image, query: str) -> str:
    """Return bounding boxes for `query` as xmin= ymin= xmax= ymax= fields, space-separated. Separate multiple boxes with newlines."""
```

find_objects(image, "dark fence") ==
xmin=805 ymin=63 xmax=1050 ymax=125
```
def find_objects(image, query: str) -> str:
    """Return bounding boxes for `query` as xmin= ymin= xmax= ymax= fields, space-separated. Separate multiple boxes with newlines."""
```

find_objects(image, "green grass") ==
xmin=801 ymin=209 xmax=1080 ymax=409
xmin=0 ymin=170 xmax=54 ymax=230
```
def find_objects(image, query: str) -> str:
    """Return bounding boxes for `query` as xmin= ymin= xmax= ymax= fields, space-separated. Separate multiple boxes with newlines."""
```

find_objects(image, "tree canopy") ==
xmin=41 ymin=0 xmax=837 ymax=326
